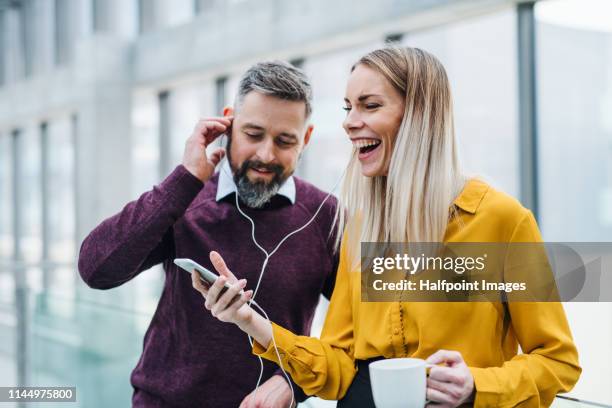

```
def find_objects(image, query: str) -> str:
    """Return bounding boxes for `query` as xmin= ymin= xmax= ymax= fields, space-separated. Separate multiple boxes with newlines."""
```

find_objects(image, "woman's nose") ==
xmin=343 ymin=110 xmax=364 ymax=133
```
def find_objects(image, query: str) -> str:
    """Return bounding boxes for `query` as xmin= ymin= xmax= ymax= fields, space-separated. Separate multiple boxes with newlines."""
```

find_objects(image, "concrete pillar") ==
xmin=93 ymin=0 xmax=137 ymax=38
xmin=34 ymin=0 xmax=56 ymax=74
xmin=0 ymin=10 xmax=5 ymax=86
xmin=5 ymin=5 xmax=24 ymax=82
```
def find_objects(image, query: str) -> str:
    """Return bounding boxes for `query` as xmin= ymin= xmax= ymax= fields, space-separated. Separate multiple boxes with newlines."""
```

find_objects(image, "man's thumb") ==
xmin=209 ymin=147 xmax=226 ymax=166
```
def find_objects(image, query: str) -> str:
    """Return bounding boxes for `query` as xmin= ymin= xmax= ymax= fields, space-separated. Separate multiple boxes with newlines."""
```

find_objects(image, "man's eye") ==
xmin=246 ymin=133 xmax=263 ymax=138
xmin=277 ymin=139 xmax=294 ymax=146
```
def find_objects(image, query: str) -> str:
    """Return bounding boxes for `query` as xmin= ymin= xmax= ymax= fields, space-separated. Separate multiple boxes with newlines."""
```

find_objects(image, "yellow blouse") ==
xmin=253 ymin=179 xmax=581 ymax=407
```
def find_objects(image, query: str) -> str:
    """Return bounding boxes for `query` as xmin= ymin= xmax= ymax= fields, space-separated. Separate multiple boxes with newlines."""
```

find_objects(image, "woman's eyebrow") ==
xmin=344 ymin=94 xmax=384 ymax=103
xmin=358 ymin=94 xmax=383 ymax=101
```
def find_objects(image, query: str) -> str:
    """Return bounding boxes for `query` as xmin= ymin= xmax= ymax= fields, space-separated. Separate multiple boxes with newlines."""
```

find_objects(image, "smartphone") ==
xmin=174 ymin=258 xmax=241 ymax=298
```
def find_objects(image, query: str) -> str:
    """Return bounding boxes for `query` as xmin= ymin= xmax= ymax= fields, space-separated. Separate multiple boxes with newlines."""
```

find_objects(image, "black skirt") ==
xmin=337 ymin=358 xmax=384 ymax=408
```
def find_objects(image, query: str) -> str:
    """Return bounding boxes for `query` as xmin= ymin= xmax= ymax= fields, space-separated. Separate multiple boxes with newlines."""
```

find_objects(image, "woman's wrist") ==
xmin=237 ymin=309 xmax=273 ymax=349
xmin=236 ymin=306 xmax=255 ymax=331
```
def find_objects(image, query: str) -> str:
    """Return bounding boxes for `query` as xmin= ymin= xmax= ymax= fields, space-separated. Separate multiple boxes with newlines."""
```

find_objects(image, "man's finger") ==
xmin=210 ymin=251 xmax=238 ymax=281
xmin=201 ymin=122 xmax=227 ymax=144
xmin=209 ymin=148 xmax=226 ymax=166
xmin=202 ymin=121 xmax=227 ymax=133
xmin=195 ymin=117 xmax=231 ymax=131
xmin=202 ymin=116 xmax=232 ymax=125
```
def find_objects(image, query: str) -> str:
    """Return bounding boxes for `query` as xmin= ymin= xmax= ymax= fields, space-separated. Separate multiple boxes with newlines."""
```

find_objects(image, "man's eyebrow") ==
xmin=241 ymin=123 xmax=297 ymax=139
xmin=241 ymin=123 xmax=265 ymax=131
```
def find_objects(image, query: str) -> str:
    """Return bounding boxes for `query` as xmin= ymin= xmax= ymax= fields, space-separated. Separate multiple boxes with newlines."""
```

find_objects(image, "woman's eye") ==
xmin=246 ymin=133 xmax=263 ymax=138
xmin=342 ymin=106 xmax=351 ymax=112
xmin=366 ymin=103 xmax=381 ymax=109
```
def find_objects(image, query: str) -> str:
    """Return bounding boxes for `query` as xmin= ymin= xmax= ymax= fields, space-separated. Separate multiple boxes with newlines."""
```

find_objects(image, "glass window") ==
xmin=131 ymin=89 xmax=167 ymax=314
xmin=0 ymin=133 xmax=14 ymax=308
xmin=0 ymin=10 xmax=5 ymax=86
xmin=301 ymin=43 xmax=381 ymax=191
xmin=403 ymin=8 xmax=520 ymax=198
xmin=194 ymin=0 xmax=215 ymax=14
xmin=157 ymin=0 xmax=194 ymax=28
xmin=0 ymin=133 xmax=12 ymax=260
xmin=46 ymin=117 xmax=76 ymax=300
xmin=536 ymin=1 xmax=612 ymax=241
xmin=167 ymin=80 xmax=216 ymax=168
xmin=54 ymin=0 xmax=74 ymax=66
xmin=94 ymin=0 xmax=137 ymax=38
xmin=20 ymin=0 xmax=35 ymax=76
xmin=535 ymin=0 xmax=612 ymax=404
xmin=20 ymin=124 xmax=42 ymax=292
xmin=131 ymin=89 xmax=160 ymax=196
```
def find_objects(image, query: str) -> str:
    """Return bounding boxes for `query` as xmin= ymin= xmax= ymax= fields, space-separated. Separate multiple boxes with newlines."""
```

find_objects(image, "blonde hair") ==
xmin=335 ymin=46 xmax=464 ymax=259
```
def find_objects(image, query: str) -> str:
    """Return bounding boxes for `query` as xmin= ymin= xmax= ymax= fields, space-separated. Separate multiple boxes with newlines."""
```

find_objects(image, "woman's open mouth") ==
xmin=353 ymin=138 xmax=382 ymax=159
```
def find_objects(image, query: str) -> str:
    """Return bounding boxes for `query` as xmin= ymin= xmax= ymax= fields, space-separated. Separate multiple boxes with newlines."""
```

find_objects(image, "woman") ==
xmin=193 ymin=46 xmax=581 ymax=407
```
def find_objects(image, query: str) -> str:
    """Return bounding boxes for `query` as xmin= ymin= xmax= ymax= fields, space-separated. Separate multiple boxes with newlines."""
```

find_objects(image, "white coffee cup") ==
xmin=369 ymin=358 xmax=429 ymax=408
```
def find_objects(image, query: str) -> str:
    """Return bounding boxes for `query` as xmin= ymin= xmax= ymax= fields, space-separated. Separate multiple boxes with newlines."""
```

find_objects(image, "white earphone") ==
xmin=218 ymin=149 xmax=345 ymax=408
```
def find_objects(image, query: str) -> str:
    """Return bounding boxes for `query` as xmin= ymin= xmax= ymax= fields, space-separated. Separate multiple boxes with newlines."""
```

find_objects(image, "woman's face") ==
xmin=343 ymin=64 xmax=405 ymax=177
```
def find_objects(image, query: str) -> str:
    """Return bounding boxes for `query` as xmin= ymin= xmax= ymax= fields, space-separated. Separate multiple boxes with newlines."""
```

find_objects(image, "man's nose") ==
xmin=255 ymin=138 xmax=275 ymax=163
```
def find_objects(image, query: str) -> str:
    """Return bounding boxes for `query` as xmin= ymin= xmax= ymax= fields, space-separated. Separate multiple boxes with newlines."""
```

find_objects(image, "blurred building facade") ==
xmin=0 ymin=0 xmax=611 ymax=406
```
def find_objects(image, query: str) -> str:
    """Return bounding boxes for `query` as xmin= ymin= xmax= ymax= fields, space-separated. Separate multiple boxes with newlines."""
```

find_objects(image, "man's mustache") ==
xmin=242 ymin=160 xmax=284 ymax=178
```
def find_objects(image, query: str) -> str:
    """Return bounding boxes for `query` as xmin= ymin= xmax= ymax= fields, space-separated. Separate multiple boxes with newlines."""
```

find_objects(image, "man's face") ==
xmin=226 ymin=91 xmax=312 ymax=208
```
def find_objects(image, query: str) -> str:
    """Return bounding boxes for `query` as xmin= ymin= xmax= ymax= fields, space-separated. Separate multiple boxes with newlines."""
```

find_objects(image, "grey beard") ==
xmin=235 ymin=176 xmax=282 ymax=208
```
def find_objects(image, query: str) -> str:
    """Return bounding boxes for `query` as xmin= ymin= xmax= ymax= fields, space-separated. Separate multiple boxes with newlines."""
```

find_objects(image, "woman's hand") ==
xmin=425 ymin=350 xmax=475 ymax=407
xmin=191 ymin=250 xmax=254 ymax=327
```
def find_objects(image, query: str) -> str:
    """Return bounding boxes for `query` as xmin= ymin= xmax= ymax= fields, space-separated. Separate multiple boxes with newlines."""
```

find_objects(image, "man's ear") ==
xmin=303 ymin=124 xmax=314 ymax=147
xmin=223 ymin=106 xmax=234 ymax=117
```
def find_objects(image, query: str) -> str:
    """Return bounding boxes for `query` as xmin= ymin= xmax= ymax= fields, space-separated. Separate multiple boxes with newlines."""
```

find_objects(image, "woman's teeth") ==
xmin=353 ymin=139 xmax=381 ymax=148
xmin=353 ymin=139 xmax=382 ymax=154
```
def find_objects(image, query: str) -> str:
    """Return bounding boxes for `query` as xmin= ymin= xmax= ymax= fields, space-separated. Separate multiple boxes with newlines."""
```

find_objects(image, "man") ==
xmin=78 ymin=61 xmax=339 ymax=407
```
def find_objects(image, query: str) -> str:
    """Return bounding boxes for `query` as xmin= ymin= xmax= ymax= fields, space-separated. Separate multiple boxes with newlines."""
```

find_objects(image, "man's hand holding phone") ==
xmin=182 ymin=117 xmax=232 ymax=182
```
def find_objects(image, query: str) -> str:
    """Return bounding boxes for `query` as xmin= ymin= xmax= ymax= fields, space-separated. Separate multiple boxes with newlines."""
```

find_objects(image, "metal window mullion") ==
xmin=158 ymin=90 xmax=171 ymax=178
xmin=517 ymin=1 xmax=539 ymax=221
xmin=0 ymin=10 xmax=5 ymax=85
xmin=11 ymin=128 xmax=29 ymax=392
xmin=71 ymin=113 xmax=80 ymax=293
xmin=40 ymin=121 xmax=51 ymax=294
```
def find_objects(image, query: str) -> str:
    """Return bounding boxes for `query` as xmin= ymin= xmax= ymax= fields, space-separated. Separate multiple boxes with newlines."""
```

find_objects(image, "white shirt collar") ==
xmin=215 ymin=159 xmax=296 ymax=205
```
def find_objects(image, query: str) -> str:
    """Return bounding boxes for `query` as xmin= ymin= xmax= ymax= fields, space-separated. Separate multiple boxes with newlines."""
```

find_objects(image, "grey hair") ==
xmin=234 ymin=61 xmax=313 ymax=118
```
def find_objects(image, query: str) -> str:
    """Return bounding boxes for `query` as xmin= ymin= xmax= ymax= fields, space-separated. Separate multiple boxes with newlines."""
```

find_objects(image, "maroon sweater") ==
xmin=78 ymin=165 xmax=339 ymax=407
